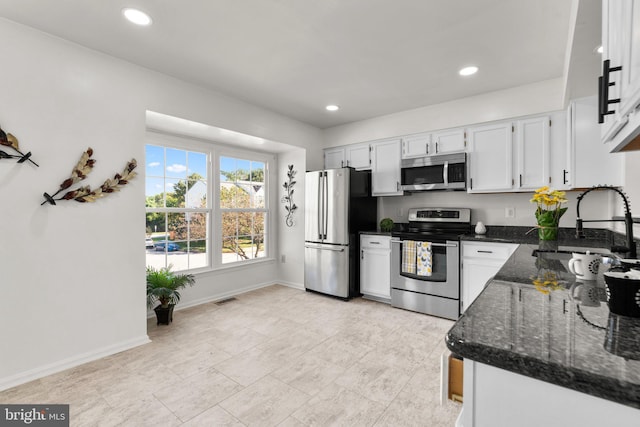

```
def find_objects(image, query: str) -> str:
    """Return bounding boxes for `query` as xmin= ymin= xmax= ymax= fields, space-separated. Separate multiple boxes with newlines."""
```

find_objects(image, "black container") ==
xmin=154 ymin=304 xmax=175 ymax=325
xmin=604 ymin=272 xmax=640 ymax=318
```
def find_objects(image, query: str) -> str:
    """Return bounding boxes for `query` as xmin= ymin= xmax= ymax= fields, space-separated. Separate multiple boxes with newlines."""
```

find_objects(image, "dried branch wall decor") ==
xmin=0 ymin=125 xmax=39 ymax=166
xmin=41 ymin=147 xmax=137 ymax=205
xmin=281 ymin=164 xmax=297 ymax=227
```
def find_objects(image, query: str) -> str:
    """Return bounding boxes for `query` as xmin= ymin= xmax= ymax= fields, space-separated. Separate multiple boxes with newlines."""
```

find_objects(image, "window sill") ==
xmin=191 ymin=257 xmax=276 ymax=277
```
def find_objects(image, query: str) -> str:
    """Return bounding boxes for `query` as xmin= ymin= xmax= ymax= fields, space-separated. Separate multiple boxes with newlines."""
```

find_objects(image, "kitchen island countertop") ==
xmin=446 ymin=241 xmax=640 ymax=409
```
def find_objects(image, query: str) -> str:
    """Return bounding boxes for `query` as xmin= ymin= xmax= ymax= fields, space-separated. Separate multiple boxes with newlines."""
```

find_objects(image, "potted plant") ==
xmin=146 ymin=264 xmax=195 ymax=325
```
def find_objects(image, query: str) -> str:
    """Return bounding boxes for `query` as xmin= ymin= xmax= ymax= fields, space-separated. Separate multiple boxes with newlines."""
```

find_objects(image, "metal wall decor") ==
xmin=281 ymin=164 xmax=297 ymax=227
xmin=0 ymin=125 xmax=39 ymax=166
xmin=42 ymin=147 xmax=137 ymax=205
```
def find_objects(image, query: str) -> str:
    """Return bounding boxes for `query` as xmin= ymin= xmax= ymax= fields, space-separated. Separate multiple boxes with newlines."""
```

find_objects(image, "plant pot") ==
xmin=154 ymin=304 xmax=175 ymax=325
xmin=537 ymin=225 xmax=558 ymax=241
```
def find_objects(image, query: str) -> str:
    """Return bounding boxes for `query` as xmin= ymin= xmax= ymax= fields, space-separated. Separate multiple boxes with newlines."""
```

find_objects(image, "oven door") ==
xmin=390 ymin=238 xmax=460 ymax=299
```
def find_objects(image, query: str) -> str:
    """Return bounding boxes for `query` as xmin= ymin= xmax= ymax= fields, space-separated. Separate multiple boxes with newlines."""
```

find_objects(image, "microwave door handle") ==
xmin=443 ymin=161 xmax=449 ymax=186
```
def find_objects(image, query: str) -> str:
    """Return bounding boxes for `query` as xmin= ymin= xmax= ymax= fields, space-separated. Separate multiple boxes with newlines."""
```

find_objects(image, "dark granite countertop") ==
xmin=446 ymin=240 xmax=640 ymax=409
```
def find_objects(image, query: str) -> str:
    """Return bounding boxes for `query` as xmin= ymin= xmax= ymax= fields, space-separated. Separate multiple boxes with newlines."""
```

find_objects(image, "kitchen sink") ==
xmin=532 ymin=246 xmax=615 ymax=260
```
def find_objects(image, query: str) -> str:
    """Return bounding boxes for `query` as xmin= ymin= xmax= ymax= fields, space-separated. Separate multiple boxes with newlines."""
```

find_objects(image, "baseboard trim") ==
xmin=277 ymin=281 xmax=304 ymax=291
xmin=146 ymin=280 xmax=306 ymax=318
xmin=0 ymin=335 xmax=151 ymax=392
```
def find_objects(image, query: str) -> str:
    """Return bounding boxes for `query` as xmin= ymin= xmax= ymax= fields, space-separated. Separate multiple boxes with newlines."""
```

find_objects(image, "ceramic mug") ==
xmin=569 ymin=280 xmax=605 ymax=307
xmin=568 ymin=251 xmax=601 ymax=280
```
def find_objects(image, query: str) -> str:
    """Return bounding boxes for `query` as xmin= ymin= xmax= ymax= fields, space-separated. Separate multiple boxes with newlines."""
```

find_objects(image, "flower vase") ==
xmin=538 ymin=224 xmax=559 ymax=241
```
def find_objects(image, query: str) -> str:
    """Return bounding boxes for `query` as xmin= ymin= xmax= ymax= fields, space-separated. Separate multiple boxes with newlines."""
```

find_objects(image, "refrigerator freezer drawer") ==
xmin=305 ymin=243 xmax=349 ymax=298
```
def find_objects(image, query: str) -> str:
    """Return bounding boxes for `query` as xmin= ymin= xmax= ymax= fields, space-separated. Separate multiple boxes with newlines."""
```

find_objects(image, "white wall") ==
xmin=378 ymin=190 xmax=611 ymax=231
xmin=277 ymin=149 xmax=306 ymax=288
xmin=323 ymin=78 xmax=565 ymax=147
xmin=0 ymin=18 xmax=322 ymax=390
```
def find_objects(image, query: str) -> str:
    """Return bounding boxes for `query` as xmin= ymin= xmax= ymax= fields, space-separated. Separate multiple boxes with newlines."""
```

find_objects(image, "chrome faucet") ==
xmin=576 ymin=185 xmax=637 ymax=259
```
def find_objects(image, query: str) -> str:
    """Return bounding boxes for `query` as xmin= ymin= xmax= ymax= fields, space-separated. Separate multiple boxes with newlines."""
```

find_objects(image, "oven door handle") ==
xmin=391 ymin=239 xmax=457 ymax=248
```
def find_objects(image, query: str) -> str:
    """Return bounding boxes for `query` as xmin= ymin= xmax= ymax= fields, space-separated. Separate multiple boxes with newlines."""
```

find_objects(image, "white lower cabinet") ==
xmin=460 ymin=241 xmax=518 ymax=312
xmin=461 ymin=360 xmax=640 ymax=427
xmin=360 ymin=234 xmax=391 ymax=301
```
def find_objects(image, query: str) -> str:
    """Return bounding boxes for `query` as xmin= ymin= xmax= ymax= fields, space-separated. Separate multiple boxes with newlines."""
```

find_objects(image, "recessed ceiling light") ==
xmin=595 ymin=45 xmax=603 ymax=54
xmin=122 ymin=8 xmax=152 ymax=26
xmin=326 ymin=105 xmax=340 ymax=111
xmin=459 ymin=66 xmax=478 ymax=76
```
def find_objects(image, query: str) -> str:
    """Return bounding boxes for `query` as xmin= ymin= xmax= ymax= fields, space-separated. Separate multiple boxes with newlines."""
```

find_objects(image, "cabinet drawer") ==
xmin=462 ymin=242 xmax=518 ymax=261
xmin=360 ymin=234 xmax=391 ymax=250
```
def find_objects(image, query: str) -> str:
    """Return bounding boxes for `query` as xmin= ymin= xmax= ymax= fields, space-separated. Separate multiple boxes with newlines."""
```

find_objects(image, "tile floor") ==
xmin=0 ymin=285 xmax=461 ymax=426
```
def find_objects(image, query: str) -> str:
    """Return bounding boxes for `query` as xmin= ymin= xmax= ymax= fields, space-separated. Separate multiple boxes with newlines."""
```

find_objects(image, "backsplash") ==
xmin=378 ymin=190 xmax=614 ymax=229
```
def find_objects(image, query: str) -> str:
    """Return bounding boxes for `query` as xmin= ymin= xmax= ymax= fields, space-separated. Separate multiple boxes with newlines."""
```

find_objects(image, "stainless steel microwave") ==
xmin=400 ymin=152 xmax=467 ymax=191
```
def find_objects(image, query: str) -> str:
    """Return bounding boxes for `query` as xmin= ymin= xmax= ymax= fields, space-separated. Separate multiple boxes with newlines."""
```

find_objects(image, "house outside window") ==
xmin=145 ymin=134 xmax=272 ymax=272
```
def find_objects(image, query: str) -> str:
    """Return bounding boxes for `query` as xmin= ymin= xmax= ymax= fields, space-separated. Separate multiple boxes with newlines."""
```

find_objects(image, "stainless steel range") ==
xmin=390 ymin=207 xmax=471 ymax=320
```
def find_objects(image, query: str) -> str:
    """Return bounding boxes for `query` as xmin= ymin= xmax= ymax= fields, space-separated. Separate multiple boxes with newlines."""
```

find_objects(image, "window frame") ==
xmin=215 ymin=148 xmax=271 ymax=267
xmin=145 ymin=131 xmax=275 ymax=274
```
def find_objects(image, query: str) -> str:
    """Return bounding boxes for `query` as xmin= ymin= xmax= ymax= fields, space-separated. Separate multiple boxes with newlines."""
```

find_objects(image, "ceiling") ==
xmin=0 ymin=1 xmax=599 ymax=129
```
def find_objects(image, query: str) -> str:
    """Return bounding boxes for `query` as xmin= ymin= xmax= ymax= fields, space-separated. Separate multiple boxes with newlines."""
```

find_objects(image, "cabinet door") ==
xmin=516 ymin=116 xmax=550 ymax=190
xmin=324 ymin=147 xmax=345 ymax=169
xmin=433 ymin=128 xmax=466 ymax=155
xmin=618 ymin=0 xmax=640 ymax=118
xmin=360 ymin=235 xmax=391 ymax=300
xmin=346 ymin=143 xmax=371 ymax=170
xmin=461 ymin=242 xmax=518 ymax=312
xmin=461 ymin=259 xmax=503 ymax=312
xmin=371 ymin=139 xmax=403 ymax=196
xmin=401 ymin=133 xmax=431 ymax=158
xmin=601 ymin=0 xmax=626 ymax=142
xmin=468 ymin=122 xmax=513 ymax=192
xmin=570 ymin=97 xmax=624 ymax=187
xmin=550 ymin=110 xmax=571 ymax=190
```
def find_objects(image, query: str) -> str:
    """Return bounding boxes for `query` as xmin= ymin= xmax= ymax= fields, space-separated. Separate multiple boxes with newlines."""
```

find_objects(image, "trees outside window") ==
xmin=220 ymin=157 xmax=266 ymax=264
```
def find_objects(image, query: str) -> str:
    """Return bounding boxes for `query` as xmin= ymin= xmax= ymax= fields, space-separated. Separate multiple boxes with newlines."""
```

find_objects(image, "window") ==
xmin=220 ymin=156 xmax=267 ymax=264
xmin=145 ymin=136 xmax=271 ymax=272
xmin=145 ymin=144 xmax=210 ymax=271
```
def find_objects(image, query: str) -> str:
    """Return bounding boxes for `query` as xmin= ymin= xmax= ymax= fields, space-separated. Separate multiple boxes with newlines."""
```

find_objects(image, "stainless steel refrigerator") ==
xmin=304 ymin=167 xmax=377 ymax=299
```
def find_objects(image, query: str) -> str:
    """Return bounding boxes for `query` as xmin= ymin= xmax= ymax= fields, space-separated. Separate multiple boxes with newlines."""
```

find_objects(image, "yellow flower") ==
xmin=535 ymin=186 xmax=550 ymax=194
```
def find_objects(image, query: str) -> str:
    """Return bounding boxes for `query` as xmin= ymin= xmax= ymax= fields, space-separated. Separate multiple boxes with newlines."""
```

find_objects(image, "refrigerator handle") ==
xmin=322 ymin=171 xmax=328 ymax=240
xmin=317 ymin=172 xmax=324 ymax=240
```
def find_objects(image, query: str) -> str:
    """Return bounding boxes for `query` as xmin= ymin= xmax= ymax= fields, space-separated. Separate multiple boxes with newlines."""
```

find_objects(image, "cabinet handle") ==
xmin=519 ymin=174 xmax=522 ymax=187
xmin=470 ymin=178 xmax=473 ymax=190
xmin=397 ymin=181 xmax=400 ymax=191
xmin=477 ymin=250 xmax=493 ymax=254
xmin=563 ymin=169 xmax=568 ymax=185
xmin=435 ymin=141 xmax=439 ymax=153
xmin=370 ymin=241 xmax=380 ymax=244
xmin=598 ymin=59 xmax=623 ymax=123
xmin=361 ymin=249 xmax=364 ymax=260
xmin=426 ymin=144 xmax=429 ymax=155
xmin=341 ymin=160 xmax=344 ymax=167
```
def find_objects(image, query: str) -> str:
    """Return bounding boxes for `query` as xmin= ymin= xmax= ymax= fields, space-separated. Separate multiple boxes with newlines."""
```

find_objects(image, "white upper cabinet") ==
xmin=401 ymin=128 xmax=466 ymax=159
xmin=549 ymin=111 xmax=571 ymax=190
xmin=432 ymin=128 xmax=466 ymax=155
xmin=467 ymin=122 xmax=513 ymax=192
xmin=515 ymin=116 xmax=550 ymax=191
xmin=601 ymin=0 xmax=640 ymax=150
xmin=401 ymin=133 xmax=431 ymax=158
xmin=324 ymin=147 xmax=345 ymax=169
xmin=345 ymin=143 xmax=371 ymax=170
xmin=371 ymin=138 xmax=403 ymax=196
xmin=569 ymin=96 xmax=624 ymax=187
